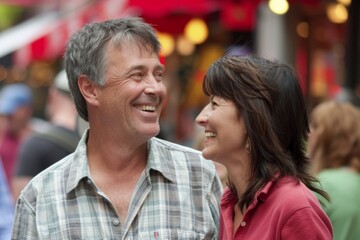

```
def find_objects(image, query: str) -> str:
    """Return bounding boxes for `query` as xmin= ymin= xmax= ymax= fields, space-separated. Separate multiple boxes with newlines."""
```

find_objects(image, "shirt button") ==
xmin=240 ymin=221 xmax=246 ymax=227
xmin=112 ymin=218 xmax=120 ymax=226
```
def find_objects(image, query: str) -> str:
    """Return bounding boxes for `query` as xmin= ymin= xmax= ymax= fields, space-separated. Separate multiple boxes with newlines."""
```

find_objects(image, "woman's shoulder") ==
xmin=268 ymin=176 xmax=319 ymax=208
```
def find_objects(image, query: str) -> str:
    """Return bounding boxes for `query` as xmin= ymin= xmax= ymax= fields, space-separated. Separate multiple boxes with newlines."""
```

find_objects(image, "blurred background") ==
xmin=0 ymin=0 xmax=358 ymax=146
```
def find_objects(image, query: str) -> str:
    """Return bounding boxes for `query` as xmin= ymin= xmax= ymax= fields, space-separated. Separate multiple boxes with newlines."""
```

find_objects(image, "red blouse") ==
xmin=219 ymin=176 xmax=333 ymax=240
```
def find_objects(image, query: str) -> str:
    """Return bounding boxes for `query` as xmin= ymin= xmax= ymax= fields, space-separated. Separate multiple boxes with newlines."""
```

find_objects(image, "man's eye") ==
xmin=131 ymin=72 xmax=144 ymax=79
xmin=154 ymin=72 xmax=163 ymax=81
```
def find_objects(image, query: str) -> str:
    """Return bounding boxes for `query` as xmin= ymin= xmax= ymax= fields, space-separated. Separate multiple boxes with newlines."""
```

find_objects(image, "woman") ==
xmin=196 ymin=55 xmax=333 ymax=239
xmin=308 ymin=101 xmax=360 ymax=240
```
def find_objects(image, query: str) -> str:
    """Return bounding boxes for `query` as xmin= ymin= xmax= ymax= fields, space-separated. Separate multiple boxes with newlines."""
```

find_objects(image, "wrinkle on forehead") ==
xmin=105 ymin=42 xmax=160 ymax=70
xmin=101 ymin=37 xmax=162 ymax=87
xmin=108 ymin=37 xmax=157 ymax=57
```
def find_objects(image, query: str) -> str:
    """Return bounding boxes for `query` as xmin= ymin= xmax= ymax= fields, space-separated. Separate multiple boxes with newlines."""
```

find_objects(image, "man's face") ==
xmin=96 ymin=42 xmax=166 ymax=142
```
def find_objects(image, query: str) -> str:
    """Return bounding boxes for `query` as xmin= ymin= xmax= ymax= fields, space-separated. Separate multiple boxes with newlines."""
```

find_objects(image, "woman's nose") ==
xmin=196 ymin=107 xmax=209 ymax=126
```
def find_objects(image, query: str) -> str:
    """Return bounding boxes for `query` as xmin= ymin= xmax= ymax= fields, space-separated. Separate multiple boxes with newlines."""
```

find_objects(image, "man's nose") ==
xmin=144 ymin=75 xmax=163 ymax=95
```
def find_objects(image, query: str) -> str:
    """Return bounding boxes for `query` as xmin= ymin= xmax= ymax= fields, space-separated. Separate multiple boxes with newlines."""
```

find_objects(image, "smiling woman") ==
xmin=196 ymin=54 xmax=333 ymax=240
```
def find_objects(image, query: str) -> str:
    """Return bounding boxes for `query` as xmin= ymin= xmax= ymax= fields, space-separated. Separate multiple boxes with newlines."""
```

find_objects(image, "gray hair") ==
xmin=64 ymin=17 xmax=161 ymax=121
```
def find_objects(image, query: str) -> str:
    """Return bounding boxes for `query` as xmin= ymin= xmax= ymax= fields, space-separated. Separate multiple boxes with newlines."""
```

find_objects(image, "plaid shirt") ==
xmin=12 ymin=131 xmax=222 ymax=240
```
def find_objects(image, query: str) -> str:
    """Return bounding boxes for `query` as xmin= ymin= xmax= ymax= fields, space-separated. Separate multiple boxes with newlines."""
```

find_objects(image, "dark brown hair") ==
xmin=202 ymin=55 xmax=329 ymax=211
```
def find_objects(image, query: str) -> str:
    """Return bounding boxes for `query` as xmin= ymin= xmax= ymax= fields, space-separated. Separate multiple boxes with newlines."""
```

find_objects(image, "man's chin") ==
xmin=141 ymin=126 xmax=161 ymax=139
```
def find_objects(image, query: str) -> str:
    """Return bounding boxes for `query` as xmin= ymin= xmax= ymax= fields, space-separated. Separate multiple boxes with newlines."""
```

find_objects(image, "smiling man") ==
xmin=11 ymin=17 xmax=222 ymax=240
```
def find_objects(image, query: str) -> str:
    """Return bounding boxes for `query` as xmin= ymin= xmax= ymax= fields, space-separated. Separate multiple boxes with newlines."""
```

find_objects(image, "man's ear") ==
xmin=78 ymin=75 xmax=100 ymax=106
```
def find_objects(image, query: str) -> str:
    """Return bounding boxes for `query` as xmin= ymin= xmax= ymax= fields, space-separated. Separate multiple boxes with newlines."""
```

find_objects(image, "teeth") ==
xmin=138 ymin=105 xmax=156 ymax=112
xmin=205 ymin=132 xmax=216 ymax=137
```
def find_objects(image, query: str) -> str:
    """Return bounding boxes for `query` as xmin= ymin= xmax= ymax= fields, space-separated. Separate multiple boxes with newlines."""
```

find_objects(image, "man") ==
xmin=0 ymin=83 xmax=33 ymax=189
xmin=12 ymin=17 xmax=222 ymax=239
xmin=12 ymin=70 xmax=80 ymax=200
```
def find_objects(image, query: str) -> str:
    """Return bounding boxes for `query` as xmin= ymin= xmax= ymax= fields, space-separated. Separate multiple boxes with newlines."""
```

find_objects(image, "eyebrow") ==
xmin=127 ymin=64 xmax=165 ymax=73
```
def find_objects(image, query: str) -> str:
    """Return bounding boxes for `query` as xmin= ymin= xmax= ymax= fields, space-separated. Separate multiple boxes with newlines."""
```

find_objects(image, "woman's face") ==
xmin=195 ymin=96 xmax=248 ymax=165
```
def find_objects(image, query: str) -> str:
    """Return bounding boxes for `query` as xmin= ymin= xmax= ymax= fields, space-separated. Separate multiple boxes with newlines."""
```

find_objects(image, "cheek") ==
xmin=226 ymin=121 xmax=247 ymax=146
xmin=159 ymin=83 xmax=168 ymax=96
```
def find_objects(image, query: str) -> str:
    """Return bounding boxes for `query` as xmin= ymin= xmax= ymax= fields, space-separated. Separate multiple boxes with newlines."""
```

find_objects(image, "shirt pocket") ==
xmin=138 ymin=228 xmax=214 ymax=240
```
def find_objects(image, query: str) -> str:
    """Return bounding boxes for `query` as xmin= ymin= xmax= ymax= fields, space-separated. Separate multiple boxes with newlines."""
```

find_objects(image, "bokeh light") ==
xmin=327 ymin=3 xmax=348 ymax=24
xmin=157 ymin=32 xmax=175 ymax=56
xmin=268 ymin=0 xmax=289 ymax=15
xmin=184 ymin=18 xmax=208 ymax=44
xmin=176 ymin=35 xmax=195 ymax=56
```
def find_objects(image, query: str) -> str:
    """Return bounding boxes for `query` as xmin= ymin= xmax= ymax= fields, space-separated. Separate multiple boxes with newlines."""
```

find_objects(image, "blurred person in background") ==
xmin=12 ymin=17 xmax=222 ymax=239
xmin=12 ymin=69 xmax=80 ymax=200
xmin=0 ymin=159 xmax=13 ymax=240
xmin=196 ymin=55 xmax=332 ymax=239
xmin=0 ymin=83 xmax=33 ymax=191
xmin=308 ymin=100 xmax=360 ymax=240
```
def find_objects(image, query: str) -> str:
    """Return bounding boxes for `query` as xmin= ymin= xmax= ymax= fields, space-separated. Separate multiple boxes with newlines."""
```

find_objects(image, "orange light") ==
xmin=327 ymin=3 xmax=348 ymax=24
xmin=184 ymin=18 xmax=208 ymax=44
xmin=157 ymin=32 xmax=175 ymax=57
xmin=296 ymin=22 xmax=309 ymax=38
xmin=176 ymin=35 xmax=195 ymax=56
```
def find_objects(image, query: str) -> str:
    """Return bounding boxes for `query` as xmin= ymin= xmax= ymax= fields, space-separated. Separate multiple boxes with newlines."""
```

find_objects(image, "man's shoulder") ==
xmin=20 ymin=154 xmax=74 ymax=197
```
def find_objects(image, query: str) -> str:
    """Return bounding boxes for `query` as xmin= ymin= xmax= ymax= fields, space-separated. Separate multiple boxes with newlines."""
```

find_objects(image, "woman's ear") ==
xmin=78 ymin=75 xmax=100 ymax=106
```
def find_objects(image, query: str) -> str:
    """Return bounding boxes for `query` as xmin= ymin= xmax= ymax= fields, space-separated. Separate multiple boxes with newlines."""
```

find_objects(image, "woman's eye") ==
xmin=211 ymin=100 xmax=218 ymax=108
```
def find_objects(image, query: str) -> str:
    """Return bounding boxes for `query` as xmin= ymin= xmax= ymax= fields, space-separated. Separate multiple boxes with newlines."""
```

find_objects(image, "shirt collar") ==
xmin=146 ymin=138 xmax=177 ymax=183
xmin=65 ymin=129 xmax=90 ymax=194
xmin=221 ymin=176 xmax=279 ymax=211
xmin=247 ymin=176 xmax=291 ymax=211
xmin=65 ymin=134 xmax=177 ymax=194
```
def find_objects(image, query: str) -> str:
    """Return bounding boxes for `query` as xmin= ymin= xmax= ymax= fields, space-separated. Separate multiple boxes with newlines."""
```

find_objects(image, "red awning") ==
xmin=0 ymin=0 xmax=130 ymax=67
xmin=126 ymin=0 xmax=221 ymax=35
xmin=127 ymin=0 xmax=220 ymax=18
xmin=1 ymin=0 xmax=322 ymax=66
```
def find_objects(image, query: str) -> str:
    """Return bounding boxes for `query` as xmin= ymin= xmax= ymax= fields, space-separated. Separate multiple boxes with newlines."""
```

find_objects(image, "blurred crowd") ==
xmin=0 ymin=70 xmax=81 ymax=239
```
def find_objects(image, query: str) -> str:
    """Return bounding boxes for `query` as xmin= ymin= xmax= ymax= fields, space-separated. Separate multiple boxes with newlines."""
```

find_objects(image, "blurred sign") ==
xmin=0 ymin=0 xmax=129 ymax=67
